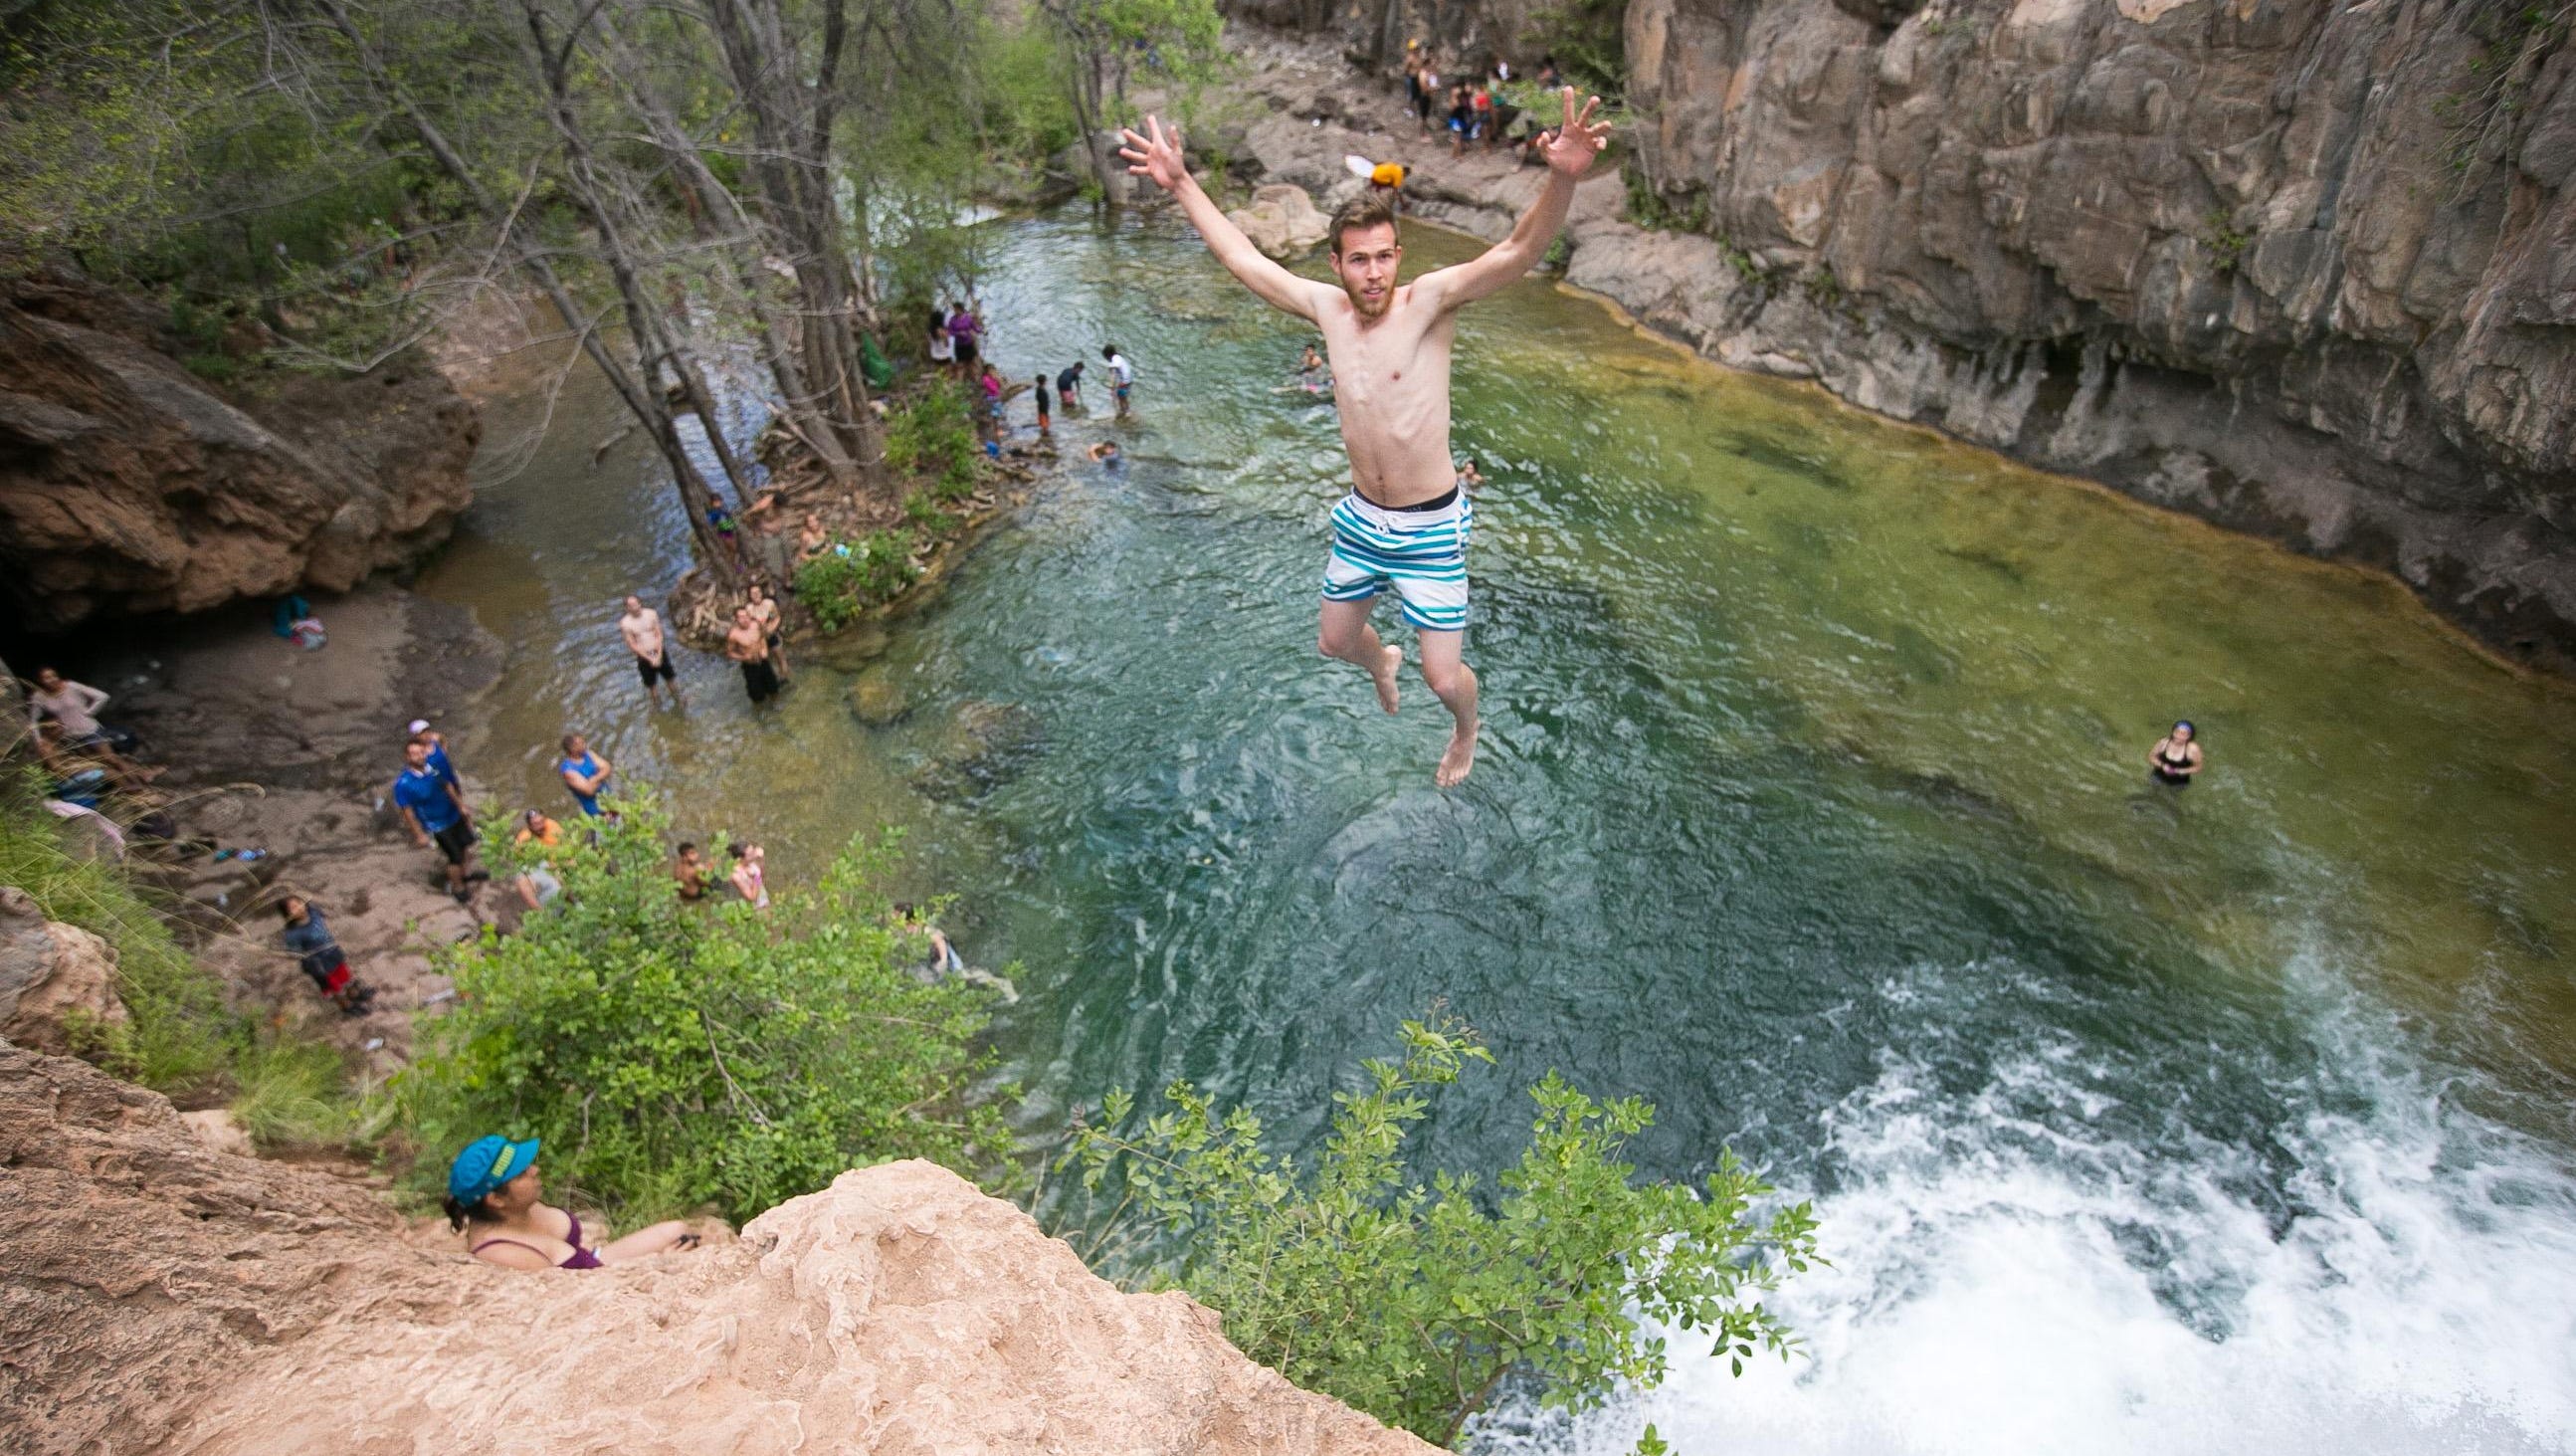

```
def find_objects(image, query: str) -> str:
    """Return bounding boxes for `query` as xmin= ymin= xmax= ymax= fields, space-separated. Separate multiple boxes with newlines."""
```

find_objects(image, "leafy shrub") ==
xmin=794 ymin=529 xmax=922 ymax=631
xmin=904 ymin=491 xmax=960 ymax=533
xmin=887 ymin=380 xmax=982 ymax=501
xmin=398 ymin=797 xmax=1010 ymax=1223
xmin=1066 ymin=1018 xmax=1820 ymax=1448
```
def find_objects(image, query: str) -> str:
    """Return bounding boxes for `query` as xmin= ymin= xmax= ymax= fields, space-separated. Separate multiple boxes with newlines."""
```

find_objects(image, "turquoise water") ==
xmin=423 ymin=211 xmax=2576 ymax=1453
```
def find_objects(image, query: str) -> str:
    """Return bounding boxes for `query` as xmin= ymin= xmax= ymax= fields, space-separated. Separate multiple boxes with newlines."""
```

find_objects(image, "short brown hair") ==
xmin=1328 ymin=193 xmax=1399 ymax=256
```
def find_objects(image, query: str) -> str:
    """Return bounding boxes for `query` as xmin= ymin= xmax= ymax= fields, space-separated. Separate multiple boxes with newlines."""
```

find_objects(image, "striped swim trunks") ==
xmin=1320 ymin=487 xmax=1474 ymax=632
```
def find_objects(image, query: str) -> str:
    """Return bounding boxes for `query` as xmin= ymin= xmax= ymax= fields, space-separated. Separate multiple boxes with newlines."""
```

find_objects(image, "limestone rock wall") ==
xmin=1227 ymin=3 xmax=2576 ymax=668
xmin=0 ymin=1038 xmax=1438 ymax=1456
xmin=0 ymin=271 xmax=479 ymax=630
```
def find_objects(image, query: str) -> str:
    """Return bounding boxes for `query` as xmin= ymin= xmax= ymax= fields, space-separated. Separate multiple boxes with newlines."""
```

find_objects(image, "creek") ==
xmin=421 ymin=211 xmax=2576 ymax=1454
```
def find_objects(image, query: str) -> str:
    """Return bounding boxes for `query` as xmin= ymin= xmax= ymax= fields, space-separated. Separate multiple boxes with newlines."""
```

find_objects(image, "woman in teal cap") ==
xmin=443 ymin=1136 xmax=701 ymax=1271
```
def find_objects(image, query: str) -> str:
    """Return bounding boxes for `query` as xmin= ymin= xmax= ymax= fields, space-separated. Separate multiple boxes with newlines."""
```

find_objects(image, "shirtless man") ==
xmin=619 ymin=595 xmax=683 ymax=709
xmin=1120 ymin=93 xmax=1610 ymax=785
xmin=725 ymin=605 xmax=779 ymax=705
xmin=745 ymin=580 xmax=789 ymax=681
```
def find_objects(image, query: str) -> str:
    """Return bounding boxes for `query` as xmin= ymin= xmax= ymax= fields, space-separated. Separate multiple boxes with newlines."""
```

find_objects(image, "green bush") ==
xmin=887 ymin=380 xmax=980 ymax=495
xmin=794 ymin=529 xmax=922 ymax=631
xmin=397 ymin=796 xmax=1011 ymax=1224
xmin=1066 ymin=1018 xmax=1820 ymax=1448
xmin=904 ymin=491 xmax=960 ymax=533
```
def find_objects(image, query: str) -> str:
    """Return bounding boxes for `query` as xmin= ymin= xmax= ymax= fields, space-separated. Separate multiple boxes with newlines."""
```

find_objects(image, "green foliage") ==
xmin=0 ymin=772 xmax=228 ymax=1090
xmin=230 ymin=1032 xmax=363 ymax=1147
xmin=1526 ymin=0 xmax=1629 ymax=97
xmin=398 ymin=796 xmax=1011 ymax=1224
xmin=887 ymin=380 xmax=982 ymax=498
xmin=904 ymin=491 xmax=961 ymax=533
xmin=1623 ymin=170 xmax=1710 ymax=235
xmin=795 ymin=529 xmax=923 ymax=631
xmin=2201 ymin=209 xmax=2252 ymax=276
xmin=1066 ymin=1018 xmax=1821 ymax=1448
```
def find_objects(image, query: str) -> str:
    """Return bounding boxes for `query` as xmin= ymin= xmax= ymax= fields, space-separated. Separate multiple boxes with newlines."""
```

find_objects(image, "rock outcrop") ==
xmin=1221 ymin=9 xmax=2576 ymax=669
xmin=0 ymin=887 xmax=127 ymax=1057
xmin=0 ymin=271 xmax=480 ymax=630
xmin=1231 ymin=182 xmax=1337 ymax=256
xmin=0 ymin=1038 xmax=1438 ymax=1456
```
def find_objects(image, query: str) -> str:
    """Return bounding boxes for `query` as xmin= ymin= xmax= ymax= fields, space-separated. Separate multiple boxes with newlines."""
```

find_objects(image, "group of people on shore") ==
xmin=1399 ymin=43 xmax=1564 ymax=159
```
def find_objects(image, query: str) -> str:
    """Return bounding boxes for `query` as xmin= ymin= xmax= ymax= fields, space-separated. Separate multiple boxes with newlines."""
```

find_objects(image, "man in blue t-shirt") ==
xmin=393 ymin=737 xmax=481 ymax=902
xmin=408 ymin=720 xmax=461 ymax=791
xmin=557 ymin=731 xmax=614 ymax=817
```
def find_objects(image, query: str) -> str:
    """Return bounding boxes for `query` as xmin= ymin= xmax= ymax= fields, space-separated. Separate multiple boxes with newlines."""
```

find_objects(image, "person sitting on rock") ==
xmin=444 ymin=1136 xmax=700 ymax=1271
xmin=278 ymin=895 xmax=375 ymax=1016
xmin=892 ymin=901 xmax=964 ymax=981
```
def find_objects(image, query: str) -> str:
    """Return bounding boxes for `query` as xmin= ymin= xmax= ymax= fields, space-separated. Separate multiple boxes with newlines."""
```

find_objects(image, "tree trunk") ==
xmin=317 ymin=0 xmax=741 ymax=582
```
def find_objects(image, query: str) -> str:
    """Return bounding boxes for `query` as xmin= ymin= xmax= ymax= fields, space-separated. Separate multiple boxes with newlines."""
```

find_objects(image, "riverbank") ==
xmin=1208 ymin=28 xmax=2576 ymax=677
xmin=77 ymin=586 xmax=506 ymax=1074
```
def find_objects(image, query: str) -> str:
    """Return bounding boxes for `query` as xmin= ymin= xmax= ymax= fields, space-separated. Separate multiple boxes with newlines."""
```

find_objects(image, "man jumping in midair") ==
xmin=1120 ymin=91 xmax=1610 ymax=786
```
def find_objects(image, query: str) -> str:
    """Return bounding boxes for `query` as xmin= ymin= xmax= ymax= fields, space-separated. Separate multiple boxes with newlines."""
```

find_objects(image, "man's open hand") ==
xmin=1118 ymin=115 xmax=1189 ymax=192
xmin=1536 ymin=89 xmax=1611 ymax=178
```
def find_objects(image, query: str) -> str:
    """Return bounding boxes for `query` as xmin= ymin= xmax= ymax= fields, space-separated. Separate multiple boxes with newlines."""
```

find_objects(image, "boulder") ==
xmin=848 ymin=667 xmax=913 ymax=726
xmin=179 ymin=1108 xmax=256 ymax=1157
xmin=0 ymin=1038 xmax=1438 ymax=1456
xmin=0 ymin=270 xmax=480 ymax=630
xmin=1228 ymin=183 xmax=1333 ymax=259
xmin=0 ymin=888 xmax=128 ymax=1057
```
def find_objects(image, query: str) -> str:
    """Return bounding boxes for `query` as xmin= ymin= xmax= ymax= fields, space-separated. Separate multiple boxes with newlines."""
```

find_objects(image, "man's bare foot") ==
xmin=1372 ymin=645 xmax=1403 ymax=714
xmin=1435 ymin=725 xmax=1478 ymax=787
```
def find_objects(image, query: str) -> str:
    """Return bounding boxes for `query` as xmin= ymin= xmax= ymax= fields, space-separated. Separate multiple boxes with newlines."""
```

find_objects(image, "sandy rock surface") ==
xmin=0 ymin=270 xmax=480 ymax=631
xmin=0 ymin=1039 xmax=1434 ymax=1456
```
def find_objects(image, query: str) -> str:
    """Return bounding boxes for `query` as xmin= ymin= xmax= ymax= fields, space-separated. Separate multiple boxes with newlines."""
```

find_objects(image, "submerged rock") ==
xmin=910 ymin=700 xmax=1046 ymax=801
xmin=848 ymin=668 xmax=913 ymax=726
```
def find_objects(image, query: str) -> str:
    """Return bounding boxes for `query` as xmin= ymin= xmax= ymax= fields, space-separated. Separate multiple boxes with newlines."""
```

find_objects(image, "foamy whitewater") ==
xmin=1481 ymin=955 xmax=2576 ymax=1456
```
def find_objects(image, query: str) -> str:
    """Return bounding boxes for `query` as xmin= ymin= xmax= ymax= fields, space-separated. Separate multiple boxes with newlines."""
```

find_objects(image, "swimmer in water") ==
xmin=2147 ymin=721 xmax=2203 ymax=786
xmin=1122 ymin=91 xmax=1612 ymax=785
xmin=1088 ymin=440 xmax=1122 ymax=466
xmin=1455 ymin=457 xmax=1485 ymax=492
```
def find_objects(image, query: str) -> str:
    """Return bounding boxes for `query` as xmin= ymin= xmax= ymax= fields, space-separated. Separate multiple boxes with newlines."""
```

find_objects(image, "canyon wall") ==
xmin=0 ymin=271 xmax=478 ymax=631
xmin=0 ymin=1037 xmax=1436 ymax=1456
xmin=1236 ymin=0 xmax=2576 ymax=669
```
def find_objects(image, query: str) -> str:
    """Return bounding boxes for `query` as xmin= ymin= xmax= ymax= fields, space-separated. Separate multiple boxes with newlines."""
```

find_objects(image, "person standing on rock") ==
xmin=278 ymin=895 xmax=375 ymax=1016
xmin=408 ymin=721 xmax=461 ymax=792
xmin=619 ymin=595 xmax=684 ymax=709
xmin=726 ymin=604 xmax=780 ymax=705
xmin=394 ymin=737 xmax=482 ymax=903
xmin=1057 ymin=359 xmax=1086 ymax=411
xmin=1119 ymin=92 xmax=1611 ymax=787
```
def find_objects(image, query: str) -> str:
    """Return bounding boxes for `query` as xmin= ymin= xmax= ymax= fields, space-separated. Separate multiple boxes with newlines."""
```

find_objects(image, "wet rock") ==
xmin=848 ymin=668 xmax=913 ymax=726
xmin=806 ymin=622 xmax=892 ymax=670
xmin=0 ymin=888 xmax=129 ymax=1058
xmin=0 ymin=269 xmax=479 ymax=630
xmin=1228 ymin=183 xmax=1333 ymax=259
xmin=910 ymin=700 xmax=1046 ymax=801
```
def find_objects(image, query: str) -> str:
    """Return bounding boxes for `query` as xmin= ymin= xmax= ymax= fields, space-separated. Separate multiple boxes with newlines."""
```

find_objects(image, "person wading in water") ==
xmin=726 ymin=604 xmax=779 ymax=705
xmin=1118 ymin=92 xmax=1611 ymax=786
xmin=2148 ymin=721 xmax=2204 ymax=787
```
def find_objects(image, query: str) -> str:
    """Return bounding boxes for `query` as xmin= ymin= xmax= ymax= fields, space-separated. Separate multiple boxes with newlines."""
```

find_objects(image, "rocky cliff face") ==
xmin=0 ymin=272 xmax=479 ymax=631
xmin=1230 ymin=2 xmax=2576 ymax=669
xmin=0 ymin=1038 xmax=1437 ymax=1456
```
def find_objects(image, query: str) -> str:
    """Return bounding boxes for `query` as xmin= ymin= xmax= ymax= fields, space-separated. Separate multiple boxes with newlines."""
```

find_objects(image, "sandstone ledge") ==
xmin=0 ymin=1039 xmax=1435 ymax=1456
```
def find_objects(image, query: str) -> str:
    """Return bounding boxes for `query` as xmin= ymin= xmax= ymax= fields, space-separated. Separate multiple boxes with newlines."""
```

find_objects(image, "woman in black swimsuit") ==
xmin=2148 ymin=721 xmax=2203 ymax=786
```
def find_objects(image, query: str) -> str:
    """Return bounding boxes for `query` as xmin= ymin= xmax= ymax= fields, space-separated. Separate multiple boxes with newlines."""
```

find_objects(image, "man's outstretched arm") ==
xmin=1419 ymin=89 xmax=1612 ymax=311
xmin=1120 ymin=116 xmax=1324 ymax=320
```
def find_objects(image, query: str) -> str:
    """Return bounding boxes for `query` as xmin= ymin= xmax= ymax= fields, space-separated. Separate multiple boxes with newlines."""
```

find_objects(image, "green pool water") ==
xmin=422 ymin=210 xmax=2576 ymax=1454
